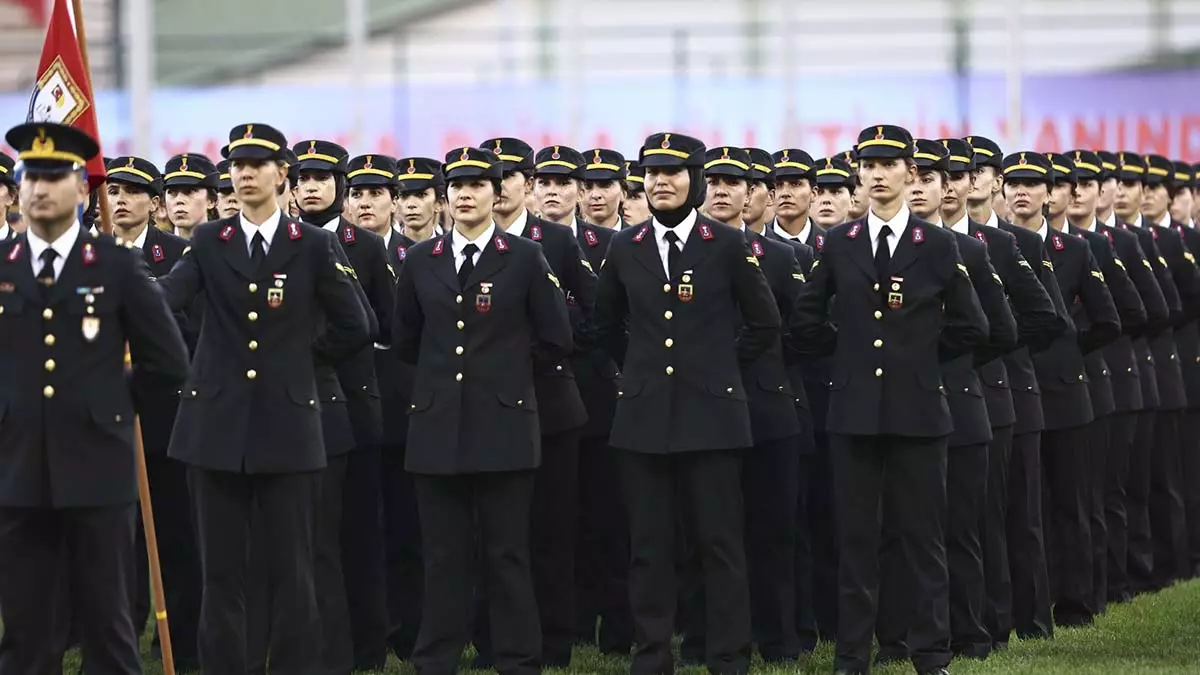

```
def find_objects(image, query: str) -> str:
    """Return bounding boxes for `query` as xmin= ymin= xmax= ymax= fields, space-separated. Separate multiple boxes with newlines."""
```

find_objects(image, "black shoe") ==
xmin=919 ymin=669 xmax=950 ymax=675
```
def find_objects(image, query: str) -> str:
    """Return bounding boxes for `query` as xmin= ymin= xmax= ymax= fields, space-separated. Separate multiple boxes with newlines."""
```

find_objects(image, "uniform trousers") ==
xmin=1149 ymin=410 xmax=1189 ymax=587
xmin=1103 ymin=412 xmax=1139 ymax=604
xmin=1041 ymin=425 xmax=1094 ymax=626
xmin=413 ymin=470 xmax=540 ymax=675
xmin=981 ymin=424 xmax=1014 ymax=649
xmin=317 ymin=456 xmax=354 ymax=674
xmin=1181 ymin=410 xmax=1200 ymax=577
xmin=0 ymin=505 xmax=141 ymax=675
xmin=830 ymin=434 xmax=950 ymax=675
xmin=619 ymin=448 xmax=750 ymax=675
xmin=1005 ymin=431 xmax=1052 ymax=640
xmin=381 ymin=442 xmax=423 ymax=660
xmin=1086 ymin=415 xmax=1112 ymax=617
xmin=189 ymin=467 xmax=321 ymax=675
xmin=1126 ymin=411 xmax=1157 ymax=593
xmin=341 ymin=446 xmax=390 ymax=670
xmin=574 ymin=434 xmax=632 ymax=654
xmin=805 ymin=427 xmax=838 ymax=644
xmin=132 ymin=454 xmax=202 ymax=670
xmin=531 ymin=428 xmax=582 ymax=666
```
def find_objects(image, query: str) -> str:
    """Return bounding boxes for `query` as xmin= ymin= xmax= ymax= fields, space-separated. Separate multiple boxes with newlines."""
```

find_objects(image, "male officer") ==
xmin=0 ymin=122 xmax=190 ymax=675
xmin=293 ymin=138 xmax=396 ymax=669
xmin=876 ymin=139 xmax=1016 ymax=662
xmin=1059 ymin=151 xmax=1149 ymax=615
xmin=581 ymin=148 xmax=627 ymax=230
xmin=1069 ymin=151 xmax=1170 ymax=604
xmin=162 ymin=153 xmax=218 ymax=240
xmin=0 ymin=153 xmax=17 ymax=241
xmin=157 ymin=122 xmax=371 ymax=674
xmin=1003 ymin=150 xmax=1121 ymax=628
xmin=744 ymin=148 xmax=776 ymax=234
xmin=622 ymin=159 xmax=651 ymax=227
xmin=792 ymin=124 xmax=988 ymax=675
xmin=812 ymin=155 xmax=856 ymax=230
xmin=595 ymin=132 xmax=780 ymax=675
xmin=391 ymin=146 xmax=573 ymax=675
xmin=574 ymin=148 xmax=629 ymax=654
xmin=942 ymin=138 xmax=1063 ymax=650
xmin=684 ymin=146 xmax=809 ymax=662
xmin=768 ymin=149 xmax=821 ymax=250
xmin=1111 ymin=151 xmax=1186 ymax=596
xmin=105 ymin=153 xmax=204 ymax=669
xmin=350 ymin=153 xmax=424 ymax=658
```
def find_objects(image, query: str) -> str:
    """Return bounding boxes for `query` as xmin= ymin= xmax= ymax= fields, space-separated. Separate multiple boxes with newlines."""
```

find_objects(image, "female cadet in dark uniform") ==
xmin=391 ymin=147 xmax=573 ymax=675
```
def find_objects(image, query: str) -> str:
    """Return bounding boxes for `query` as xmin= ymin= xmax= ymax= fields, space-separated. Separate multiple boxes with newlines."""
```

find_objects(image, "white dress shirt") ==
xmin=946 ymin=212 xmax=970 ymax=234
xmin=240 ymin=208 xmax=282 ymax=256
xmin=26 ymin=220 xmax=82 ymax=282
xmin=503 ymin=209 xmax=530 ymax=238
xmin=452 ymin=223 xmax=496 ymax=273
xmin=1158 ymin=212 xmax=1172 ymax=229
xmin=651 ymin=209 xmax=698 ymax=278
xmin=866 ymin=203 xmax=910 ymax=254
xmin=1103 ymin=212 xmax=1117 ymax=228
xmin=1128 ymin=213 xmax=1144 ymax=229
xmin=984 ymin=211 xmax=999 ymax=229
xmin=1034 ymin=219 xmax=1050 ymax=241
xmin=130 ymin=225 xmax=149 ymax=250
xmin=1079 ymin=218 xmax=1099 ymax=233
xmin=321 ymin=216 xmax=341 ymax=234
xmin=772 ymin=218 xmax=809 ymax=243
xmin=0 ymin=223 xmax=11 ymax=241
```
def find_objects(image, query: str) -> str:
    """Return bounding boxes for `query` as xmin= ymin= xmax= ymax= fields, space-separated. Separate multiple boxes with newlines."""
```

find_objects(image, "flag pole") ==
xmin=68 ymin=1 xmax=177 ymax=674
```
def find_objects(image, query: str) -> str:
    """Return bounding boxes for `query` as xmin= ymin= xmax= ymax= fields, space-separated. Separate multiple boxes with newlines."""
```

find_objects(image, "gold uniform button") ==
xmin=727 ymin=387 xmax=734 ymax=394
xmin=455 ymin=373 xmax=464 ymax=382
xmin=457 ymin=320 xmax=465 ymax=330
xmin=42 ymin=308 xmax=53 ymax=320
xmin=1078 ymin=374 xmax=1084 ymax=381
xmin=873 ymin=339 xmax=883 ymax=348
xmin=249 ymin=283 xmax=258 ymax=293
xmin=114 ymin=414 xmax=122 ymax=423
xmin=556 ymin=365 xmax=564 ymax=372
xmin=44 ymin=334 xmax=56 ymax=347
xmin=455 ymin=346 xmax=464 ymax=355
xmin=663 ymin=284 xmax=671 ymax=293
xmin=963 ymin=387 xmax=970 ymax=393
xmin=1103 ymin=370 xmax=1108 ymax=376
xmin=310 ymin=400 xmax=317 ymax=406
xmin=873 ymin=283 xmax=880 ymax=291
xmin=517 ymin=399 xmax=524 ymax=406
xmin=331 ymin=396 xmax=337 ymax=401
xmin=875 ymin=368 xmax=883 ymax=377
xmin=190 ymin=390 xmax=197 ymax=397
xmin=665 ymin=338 xmax=674 ymax=348
xmin=246 ymin=369 xmax=257 ymax=380
xmin=874 ymin=310 xmax=883 ymax=320
xmin=1171 ymin=354 xmax=1177 ymax=360
xmin=0 ymin=306 xmax=4 ymax=315
xmin=455 ymin=294 xmax=463 ymax=304
xmin=249 ymin=340 xmax=259 ymax=351
xmin=664 ymin=311 xmax=673 ymax=320
xmin=248 ymin=311 xmax=259 ymax=322
xmin=44 ymin=359 xmax=55 ymax=372
xmin=1128 ymin=368 xmax=1133 ymax=373
xmin=43 ymin=385 xmax=54 ymax=399
xmin=87 ymin=306 xmax=95 ymax=315
xmin=665 ymin=366 xmax=675 ymax=375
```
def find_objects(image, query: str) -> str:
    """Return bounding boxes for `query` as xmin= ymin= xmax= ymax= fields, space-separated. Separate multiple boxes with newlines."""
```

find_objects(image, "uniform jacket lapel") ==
xmin=431 ymin=231 xmax=459 ymax=292
xmin=631 ymin=224 xmax=667 ymax=282
xmin=47 ymin=235 xmax=87 ymax=305
xmin=466 ymin=233 xmax=510 ymax=289
xmin=676 ymin=217 xmax=716 ymax=279
xmin=5 ymin=237 xmax=40 ymax=304
xmin=219 ymin=217 xmax=256 ymax=280
xmin=845 ymin=218 xmax=877 ymax=280
xmin=886 ymin=215 xmax=924 ymax=276
xmin=259 ymin=218 xmax=302 ymax=279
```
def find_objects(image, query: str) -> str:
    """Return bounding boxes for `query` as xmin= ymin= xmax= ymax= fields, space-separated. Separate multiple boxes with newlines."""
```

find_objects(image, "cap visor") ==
xmin=1004 ymin=169 xmax=1052 ymax=184
xmin=856 ymin=146 xmax=910 ymax=160
xmin=297 ymin=159 xmax=341 ymax=173
xmin=223 ymin=146 xmax=280 ymax=161
xmin=582 ymin=169 xmax=621 ymax=182
xmin=640 ymin=153 xmax=687 ymax=168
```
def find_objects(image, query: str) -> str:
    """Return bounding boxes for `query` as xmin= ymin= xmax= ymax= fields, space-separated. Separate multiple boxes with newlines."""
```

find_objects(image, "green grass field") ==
xmin=61 ymin=579 xmax=1200 ymax=674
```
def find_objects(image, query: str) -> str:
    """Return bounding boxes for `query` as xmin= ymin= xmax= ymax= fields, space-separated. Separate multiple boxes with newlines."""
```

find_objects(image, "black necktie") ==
xmin=37 ymin=249 xmax=58 ymax=298
xmin=250 ymin=231 xmax=266 ymax=271
xmin=459 ymin=243 xmax=479 ymax=289
xmin=664 ymin=230 xmax=682 ymax=279
xmin=874 ymin=224 xmax=892 ymax=281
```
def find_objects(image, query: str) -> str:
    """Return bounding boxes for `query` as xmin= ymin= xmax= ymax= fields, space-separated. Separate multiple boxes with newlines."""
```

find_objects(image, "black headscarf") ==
xmin=648 ymin=165 xmax=706 ymax=227
xmin=297 ymin=172 xmax=347 ymax=226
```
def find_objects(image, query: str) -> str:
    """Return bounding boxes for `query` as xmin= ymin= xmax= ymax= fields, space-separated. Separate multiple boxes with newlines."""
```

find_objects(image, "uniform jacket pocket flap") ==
xmin=408 ymin=388 xmax=435 ymax=413
xmin=706 ymin=381 xmax=748 ymax=401
xmin=615 ymin=378 xmax=645 ymax=399
xmin=0 ymin=293 xmax=24 ymax=315
xmin=1060 ymin=371 xmax=1087 ymax=384
xmin=496 ymin=391 xmax=537 ymax=411
xmin=918 ymin=370 xmax=946 ymax=392
xmin=829 ymin=371 xmax=851 ymax=390
xmin=180 ymin=384 xmax=221 ymax=400
xmin=90 ymin=403 xmax=133 ymax=430
xmin=755 ymin=373 xmax=793 ymax=395
xmin=288 ymin=384 xmax=320 ymax=409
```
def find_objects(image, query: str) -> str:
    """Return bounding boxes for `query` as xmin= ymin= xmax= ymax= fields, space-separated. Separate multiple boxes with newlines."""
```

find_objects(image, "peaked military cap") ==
xmin=964 ymin=135 xmax=1003 ymax=169
xmin=582 ymin=148 xmax=626 ymax=182
xmin=1145 ymin=154 xmax=1174 ymax=186
xmin=1115 ymin=151 xmax=1147 ymax=184
xmin=0 ymin=153 xmax=15 ymax=187
xmin=939 ymin=138 xmax=975 ymax=173
xmin=283 ymin=148 xmax=299 ymax=184
xmin=1045 ymin=152 xmax=1077 ymax=183
xmin=1172 ymin=160 xmax=1194 ymax=188
xmin=855 ymin=124 xmax=914 ymax=159
xmin=1069 ymin=150 xmax=1105 ymax=181
xmin=704 ymin=146 xmax=752 ymax=179
xmin=5 ymin=122 xmax=99 ymax=174
xmin=534 ymin=145 xmax=586 ymax=179
xmin=480 ymin=137 xmax=535 ymax=173
xmin=393 ymin=156 xmax=443 ymax=192
xmin=221 ymin=123 xmax=288 ymax=161
xmin=1191 ymin=162 xmax=1200 ymax=190
xmin=624 ymin=159 xmax=645 ymax=190
xmin=814 ymin=155 xmax=855 ymax=187
xmin=1001 ymin=151 xmax=1054 ymax=184
xmin=442 ymin=146 xmax=502 ymax=181
xmin=347 ymin=154 xmax=398 ymax=188
xmin=293 ymin=139 xmax=349 ymax=173
xmin=913 ymin=139 xmax=950 ymax=171
xmin=163 ymin=153 xmax=218 ymax=189
xmin=839 ymin=149 xmax=859 ymax=171
xmin=639 ymin=132 xmax=705 ymax=168
xmin=745 ymin=148 xmax=775 ymax=186
xmin=216 ymin=159 xmax=233 ymax=190
xmin=772 ymin=148 xmax=816 ymax=181
xmin=106 ymin=156 xmax=163 ymax=195
xmin=1097 ymin=151 xmax=1120 ymax=176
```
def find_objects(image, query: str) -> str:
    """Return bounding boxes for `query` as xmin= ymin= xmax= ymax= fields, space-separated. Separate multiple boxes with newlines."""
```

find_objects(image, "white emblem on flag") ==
xmin=27 ymin=57 xmax=88 ymax=125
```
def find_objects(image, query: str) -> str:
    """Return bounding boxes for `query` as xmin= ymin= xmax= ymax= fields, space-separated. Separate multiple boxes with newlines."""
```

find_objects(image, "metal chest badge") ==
xmin=887 ymin=276 xmax=904 ymax=309
xmin=80 ymin=286 xmax=103 ymax=341
xmin=677 ymin=271 xmax=694 ymax=302
xmin=267 ymin=286 xmax=284 ymax=308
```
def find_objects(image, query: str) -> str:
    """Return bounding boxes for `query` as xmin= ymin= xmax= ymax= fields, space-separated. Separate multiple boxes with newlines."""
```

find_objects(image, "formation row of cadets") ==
xmin=3 ymin=120 xmax=1200 ymax=675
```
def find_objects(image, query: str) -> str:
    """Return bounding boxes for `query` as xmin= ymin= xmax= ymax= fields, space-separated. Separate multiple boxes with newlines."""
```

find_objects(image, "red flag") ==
xmin=26 ymin=0 xmax=105 ymax=188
